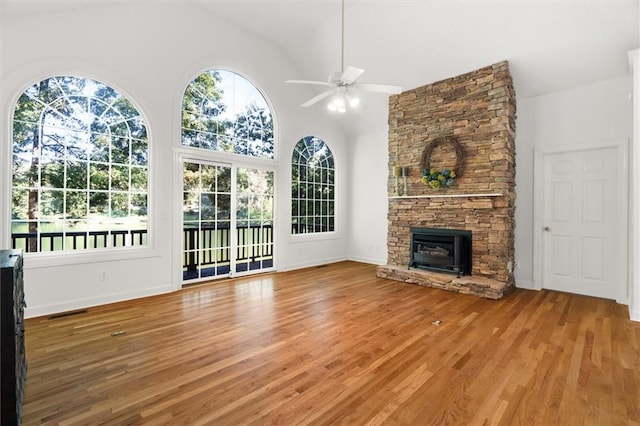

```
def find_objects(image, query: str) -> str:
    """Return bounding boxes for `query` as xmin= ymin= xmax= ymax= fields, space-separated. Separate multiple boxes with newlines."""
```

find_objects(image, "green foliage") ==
xmin=11 ymin=76 xmax=149 ymax=251
xmin=181 ymin=71 xmax=230 ymax=150
xmin=181 ymin=70 xmax=274 ymax=159
xmin=233 ymin=103 xmax=274 ymax=158
xmin=291 ymin=137 xmax=335 ymax=233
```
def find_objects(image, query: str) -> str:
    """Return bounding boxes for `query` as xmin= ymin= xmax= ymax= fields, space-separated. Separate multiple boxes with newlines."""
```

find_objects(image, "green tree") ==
xmin=232 ymin=102 xmax=274 ymax=158
xmin=181 ymin=71 xmax=230 ymax=150
xmin=12 ymin=76 xmax=149 ymax=252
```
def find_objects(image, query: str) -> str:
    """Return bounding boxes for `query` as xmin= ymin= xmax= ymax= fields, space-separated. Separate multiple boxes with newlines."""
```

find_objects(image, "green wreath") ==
xmin=420 ymin=137 xmax=465 ymax=189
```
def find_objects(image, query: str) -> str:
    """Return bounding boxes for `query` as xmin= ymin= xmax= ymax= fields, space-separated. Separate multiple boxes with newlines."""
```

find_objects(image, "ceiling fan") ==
xmin=286 ymin=0 xmax=402 ymax=112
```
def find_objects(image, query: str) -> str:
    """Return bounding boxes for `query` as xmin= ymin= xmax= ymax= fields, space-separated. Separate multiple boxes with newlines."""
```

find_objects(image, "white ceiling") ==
xmin=3 ymin=0 xmax=639 ymax=130
xmin=198 ymin=0 xmax=639 ymax=100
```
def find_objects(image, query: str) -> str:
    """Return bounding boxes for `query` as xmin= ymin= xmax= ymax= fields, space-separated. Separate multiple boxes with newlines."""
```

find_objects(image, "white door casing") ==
xmin=533 ymin=141 xmax=628 ymax=303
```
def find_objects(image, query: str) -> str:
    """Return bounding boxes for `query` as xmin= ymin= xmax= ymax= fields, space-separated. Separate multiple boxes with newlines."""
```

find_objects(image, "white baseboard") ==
xmin=347 ymin=255 xmax=386 ymax=266
xmin=630 ymin=305 xmax=640 ymax=322
xmin=279 ymin=256 xmax=348 ymax=272
xmin=515 ymin=280 xmax=535 ymax=290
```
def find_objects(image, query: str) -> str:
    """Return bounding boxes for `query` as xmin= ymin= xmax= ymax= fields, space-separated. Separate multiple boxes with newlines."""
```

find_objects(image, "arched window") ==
xmin=11 ymin=76 xmax=149 ymax=253
xmin=181 ymin=70 xmax=274 ymax=159
xmin=291 ymin=136 xmax=335 ymax=234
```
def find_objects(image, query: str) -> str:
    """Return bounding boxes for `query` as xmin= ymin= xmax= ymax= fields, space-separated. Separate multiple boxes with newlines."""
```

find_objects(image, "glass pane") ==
xmin=217 ymin=194 xmax=230 ymax=220
xmin=183 ymin=162 xmax=200 ymax=191
xmin=66 ymin=161 xmax=87 ymax=189
xmin=131 ymin=139 xmax=147 ymax=165
xmin=201 ymin=164 xmax=216 ymax=192
xmin=201 ymin=193 xmax=216 ymax=220
xmin=66 ymin=191 xmax=87 ymax=219
xmin=180 ymin=70 xmax=274 ymax=159
xmin=130 ymin=167 xmax=147 ymax=191
xmin=218 ymin=166 xmax=231 ymax=192
xmin=236 ymin=195 xmax=248 ymax=220
xmin=131 ymin=193 xmax=147 ymax=217
xmin=40 ymin=190 xmax=64 ymax=216
xmin=111 ymin=136 xmax=130 ymax=164
xmin=41 ymin=161 xmax=64 ymax=188
xmin=11 ymin=189 xmax=30 ymax=220
xmin=111 ymin=165 xmax=130 ymax=191
xmin=111 ymin=193 xmax=128 ymax=218
xmin=183 ymin=191 xmax=199 ymax=222
xmin=90 ymin=163 xmax=110 ymax=190
xmin=89 ymin=192 xmax=109 ymax=215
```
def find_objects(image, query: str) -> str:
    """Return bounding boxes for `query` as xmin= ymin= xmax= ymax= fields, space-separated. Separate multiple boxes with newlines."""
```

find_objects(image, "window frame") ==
xmin=290 ymin=135 xmax=338 ymax=239
xmin=7 ymin=75 xmax=157 ymax=266
xmin=180 ymin=69 xmax=276 ymax=161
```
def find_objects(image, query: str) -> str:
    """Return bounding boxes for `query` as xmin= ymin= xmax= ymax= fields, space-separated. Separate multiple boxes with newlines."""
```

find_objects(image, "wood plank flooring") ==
xmin=22 ymin=261 xmax=640 ymax=425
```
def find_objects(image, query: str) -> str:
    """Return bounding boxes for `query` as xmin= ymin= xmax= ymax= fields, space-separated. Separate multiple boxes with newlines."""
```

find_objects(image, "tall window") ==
xmin=181 ymin=70 xmax=274 ymax=159
xmin=291 ymin=136 xmax=335 ymax=234
xmin=11 ymin=76 xmax=149 ymax=253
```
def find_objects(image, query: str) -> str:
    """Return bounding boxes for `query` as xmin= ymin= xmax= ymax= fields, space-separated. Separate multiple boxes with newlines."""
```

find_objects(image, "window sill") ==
xmin=23 ymin=246 xmax=161 ymax=269
xmin=289 ymin=231 xmax=342 ymax=243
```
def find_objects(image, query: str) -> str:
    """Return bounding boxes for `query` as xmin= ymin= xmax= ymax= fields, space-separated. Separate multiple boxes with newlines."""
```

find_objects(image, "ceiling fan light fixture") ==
xmin=286 ymin=0 xmax=401 ymax=111
xmin=327 ymin=92 xmax=347 ymax=113
xmin=327 ymin=87 xmax=359 ymax=113
xmin=346 ymin=91 xmax=360 ymax=108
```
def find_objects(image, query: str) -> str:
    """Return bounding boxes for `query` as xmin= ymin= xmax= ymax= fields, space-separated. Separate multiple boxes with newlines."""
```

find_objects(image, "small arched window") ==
xmin=11 ymin=76 xmax=149 ymax=253
xmin=181 ymin=70 xmax=274 ymax=159
xmin=291 ymin=136 xmax=335 ymax=234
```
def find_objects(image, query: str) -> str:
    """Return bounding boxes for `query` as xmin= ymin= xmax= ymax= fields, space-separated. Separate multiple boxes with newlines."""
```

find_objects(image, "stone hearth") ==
xmin=376 ymin=61 xmax=516 ymax=299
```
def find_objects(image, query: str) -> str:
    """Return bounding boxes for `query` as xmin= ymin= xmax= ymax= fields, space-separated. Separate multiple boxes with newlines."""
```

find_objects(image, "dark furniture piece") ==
xmin=1 ymin=249 xmax=26 ymax=425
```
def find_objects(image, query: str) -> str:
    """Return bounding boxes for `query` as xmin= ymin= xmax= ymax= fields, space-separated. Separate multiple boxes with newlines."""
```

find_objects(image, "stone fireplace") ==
xmin=376 ymin=61 xmax=516 ymax=299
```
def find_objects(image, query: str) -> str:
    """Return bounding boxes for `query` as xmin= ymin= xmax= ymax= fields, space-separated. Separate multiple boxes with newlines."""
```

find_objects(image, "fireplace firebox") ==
xmin=409 ymin=227 xmax=472 ymax=277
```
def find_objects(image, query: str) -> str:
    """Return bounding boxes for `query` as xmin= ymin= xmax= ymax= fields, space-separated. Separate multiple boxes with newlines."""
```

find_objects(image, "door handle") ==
xmin=544 ymin=226 xmax=551 ymax=232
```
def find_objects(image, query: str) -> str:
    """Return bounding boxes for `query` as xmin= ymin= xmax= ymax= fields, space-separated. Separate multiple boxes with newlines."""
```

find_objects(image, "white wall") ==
xmin=346 ymin=104 xmax=389 ymax=266
xmin=0 ymin=3 xmax=349 ymax=317
xmin=514 ymin=75 xmax=633 ymax=290
xmin=628 ymin=49 xmax=640 ymax=321
xmin=3 ymin=3 xmax=635 ymax=318
xmin=345 ymin=74 xmax=635 ymax=299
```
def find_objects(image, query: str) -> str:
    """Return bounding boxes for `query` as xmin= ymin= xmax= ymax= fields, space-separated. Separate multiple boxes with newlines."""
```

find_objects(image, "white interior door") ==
xmin=541 ymin=146 xmax=626 ymax=301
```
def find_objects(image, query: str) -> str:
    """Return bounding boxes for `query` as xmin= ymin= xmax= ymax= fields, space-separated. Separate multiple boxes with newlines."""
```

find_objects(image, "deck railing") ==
xmin=182 ymin=224 xmax=273 ymax=272
xmin=11 ymin=230 xmax=147 ymax=252
xmin=11 ymin=224 xmax=276 ymax=272
xmin=11 ymin=223 xmax=330 ymax=274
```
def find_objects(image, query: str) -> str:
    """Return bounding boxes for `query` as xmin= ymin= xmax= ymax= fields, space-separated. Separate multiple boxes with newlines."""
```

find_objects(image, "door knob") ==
xmin=544 ymin=226 xmax=551 ymax=231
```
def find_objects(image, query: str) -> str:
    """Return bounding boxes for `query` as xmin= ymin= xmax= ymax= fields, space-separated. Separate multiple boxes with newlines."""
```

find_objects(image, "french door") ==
xmin=182 ymin=160 xmax=274 ymax=282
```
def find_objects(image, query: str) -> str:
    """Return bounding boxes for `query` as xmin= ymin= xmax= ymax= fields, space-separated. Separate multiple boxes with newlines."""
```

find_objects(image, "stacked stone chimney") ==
xmin=376 ymin=61 xmax=517 ymax=299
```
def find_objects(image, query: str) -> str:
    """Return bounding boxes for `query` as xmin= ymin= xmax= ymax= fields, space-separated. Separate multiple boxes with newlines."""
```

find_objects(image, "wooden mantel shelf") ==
xmin=388 ymin=193 xmax=503 ymax=200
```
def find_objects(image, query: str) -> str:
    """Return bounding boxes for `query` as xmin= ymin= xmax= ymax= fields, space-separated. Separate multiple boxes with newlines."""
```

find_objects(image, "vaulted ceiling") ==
xmin=201 ymin=0 xmax=639 ymax=100
xmin=3 ymin=0 xmax=639 ymax=132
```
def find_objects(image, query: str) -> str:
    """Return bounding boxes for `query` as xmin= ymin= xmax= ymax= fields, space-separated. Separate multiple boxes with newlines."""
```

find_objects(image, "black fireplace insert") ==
xmin=408 ymin=227 xmax=472 ymax=277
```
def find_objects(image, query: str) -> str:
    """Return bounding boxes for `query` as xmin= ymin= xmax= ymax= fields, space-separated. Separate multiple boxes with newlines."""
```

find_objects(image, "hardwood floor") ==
xmin=22 ymin=261 xmax=640 ymax=425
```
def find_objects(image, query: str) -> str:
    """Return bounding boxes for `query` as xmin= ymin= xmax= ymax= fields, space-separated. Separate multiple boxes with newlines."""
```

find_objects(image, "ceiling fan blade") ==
xmin=355 ymin=83 xmax=403 ymax=94
xmin=301 ymin=89 xmax=334 ymax=107
xmin=341 ymin=66 xmax=364 ymax=84
xmin=286 ymin=79 xmax=331 ymax=87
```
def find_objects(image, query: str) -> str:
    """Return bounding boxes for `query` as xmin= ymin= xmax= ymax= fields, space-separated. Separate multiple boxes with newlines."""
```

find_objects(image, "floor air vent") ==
xmin=48 ymin=309 xmax=88 ymax=320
